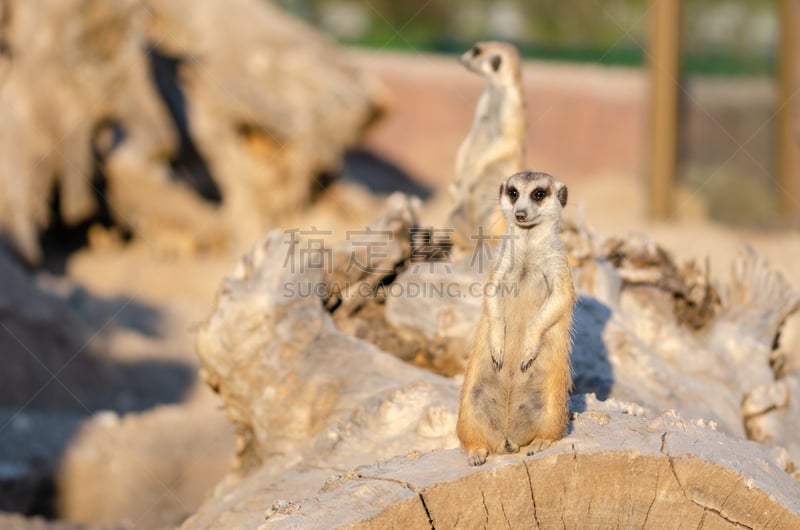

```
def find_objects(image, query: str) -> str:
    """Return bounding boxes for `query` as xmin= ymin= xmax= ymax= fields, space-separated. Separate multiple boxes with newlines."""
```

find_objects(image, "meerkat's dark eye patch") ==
xmin=490 ymin=55 xmax=502 ymax=72
xmin=532 ymin=187 xmax=549 ymax=202
xmin=471 ymin=45 xmax=482 ymax=57
xmin=507 ymin=186 xmax=518 ymax=202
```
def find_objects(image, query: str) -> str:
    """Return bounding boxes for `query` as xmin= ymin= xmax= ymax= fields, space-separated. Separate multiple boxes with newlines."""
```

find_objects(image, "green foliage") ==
xmin=275 ymin=0 xmax=777 ymax=76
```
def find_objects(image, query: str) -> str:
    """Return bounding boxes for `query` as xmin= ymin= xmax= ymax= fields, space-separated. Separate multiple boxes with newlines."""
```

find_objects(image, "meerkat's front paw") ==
xmin=468 ymin=448 xmax=489 ymax=466
xmin=519 ymin=341 xmax=540 ymax=373
xmin=520 ymin=357 xmax=535 ymax=373
xmin=491 ymin=349 xmax=504 ymax=370
xmin=490 ymin=334 xmax=504 ymax=370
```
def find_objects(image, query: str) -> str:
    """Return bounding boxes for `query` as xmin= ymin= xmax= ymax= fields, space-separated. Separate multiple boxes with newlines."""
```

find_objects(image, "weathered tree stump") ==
xmin=259 ymin=406 xmax=800 ymax=529
xmin=0 ymin=0 xmax=381 ymax=263
xmin=189 ymin=202 xmax=800 ymax=528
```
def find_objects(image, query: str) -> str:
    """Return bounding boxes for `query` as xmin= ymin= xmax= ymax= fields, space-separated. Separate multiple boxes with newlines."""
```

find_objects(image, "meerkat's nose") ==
xmin=515 ymin=211 xmax=527 ymax=221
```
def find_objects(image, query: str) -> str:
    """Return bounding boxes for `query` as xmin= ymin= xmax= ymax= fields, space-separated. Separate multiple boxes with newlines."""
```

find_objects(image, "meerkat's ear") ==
xmin=557 ymin=183 xmax=568 ymax=207
xmin=499 ymin=182 xmax=505 ymax=198
xmin=490 ymin=55 xmax=502 ymax=72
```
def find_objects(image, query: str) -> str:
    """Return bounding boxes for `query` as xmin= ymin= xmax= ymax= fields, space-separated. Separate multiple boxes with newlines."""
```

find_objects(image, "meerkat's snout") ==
xmin=513 ymin=208 xmax=537 ymax=228
xmin=460 ymin=45 xmax=478 ymax=64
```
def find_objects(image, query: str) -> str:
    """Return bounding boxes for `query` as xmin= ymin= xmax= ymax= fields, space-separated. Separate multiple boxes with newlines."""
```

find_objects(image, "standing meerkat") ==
xmin=457 ymin=171 xmax=575 ymax=466
xmin=447 ymin=41 xmax=525 ymax=247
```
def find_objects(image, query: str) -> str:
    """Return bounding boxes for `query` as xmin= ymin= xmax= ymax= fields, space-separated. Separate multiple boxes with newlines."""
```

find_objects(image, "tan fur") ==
xmin=457 ymin=171 xmax=575 ymax=466
xmin=447 ymin=41 xmax=525 ymax=248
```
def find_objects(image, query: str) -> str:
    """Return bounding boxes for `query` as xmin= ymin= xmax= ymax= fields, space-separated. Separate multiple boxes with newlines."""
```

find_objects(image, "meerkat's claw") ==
xmin=491 ymin=352 xmax=504 ymax=370
xmin=526 ymin=439 xmax=553 ymax=456
xmin=520 ymin=344 xmax=539 ymax=372
xmin=468 ymin=448 xmax=489 ymax=466
xmin=503 ymin=439 xmax=519 ymax=454
xmin=490 ymin=335 xmax=504 ymax=369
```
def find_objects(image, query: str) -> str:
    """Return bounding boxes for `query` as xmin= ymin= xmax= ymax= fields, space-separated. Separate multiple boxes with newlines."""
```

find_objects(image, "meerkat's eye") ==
xmin=532 ymin=188 xmax=547 ymax=202
xmin=471 ymin=46 xmax=481 ymax=57
xmin=508 ymin=187 xmax=518 ymax=201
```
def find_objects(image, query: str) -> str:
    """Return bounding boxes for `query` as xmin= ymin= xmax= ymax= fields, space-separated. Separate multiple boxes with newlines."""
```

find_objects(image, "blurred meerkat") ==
xmin=457 ymin=171 xmax=575 ymax=466
xmin=447 ymin=41 xmax=525 ymax=247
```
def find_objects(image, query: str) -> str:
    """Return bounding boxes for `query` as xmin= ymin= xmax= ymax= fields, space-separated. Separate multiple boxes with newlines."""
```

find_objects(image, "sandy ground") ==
xmin=572 ymin=174 xmax=800 ymax=288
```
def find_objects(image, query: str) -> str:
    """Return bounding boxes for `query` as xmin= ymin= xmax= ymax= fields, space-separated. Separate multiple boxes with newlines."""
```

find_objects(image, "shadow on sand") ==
xmin=0 ymin=248 xmax=194 ymax=518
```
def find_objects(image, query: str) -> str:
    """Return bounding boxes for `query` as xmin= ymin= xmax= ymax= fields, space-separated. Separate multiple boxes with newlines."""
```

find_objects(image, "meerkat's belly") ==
xmin=462 ymin=267 xmax=567 ymax=450
xmin=500 ymin=268 xmax=547 ymax=360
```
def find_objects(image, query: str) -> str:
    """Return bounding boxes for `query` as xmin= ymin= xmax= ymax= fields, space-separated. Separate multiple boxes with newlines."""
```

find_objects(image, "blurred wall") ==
xmin=291 ymin=0 xmax=784 ymax=225
xmin=354 ymin=49 xmax=776 ymax=225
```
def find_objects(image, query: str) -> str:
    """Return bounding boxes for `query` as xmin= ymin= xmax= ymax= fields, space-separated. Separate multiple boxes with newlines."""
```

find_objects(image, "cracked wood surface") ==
xmin=259 ymin=407 xmax=800 ymax=529
xmin=189 ymin=204 xmax=800 ymax=529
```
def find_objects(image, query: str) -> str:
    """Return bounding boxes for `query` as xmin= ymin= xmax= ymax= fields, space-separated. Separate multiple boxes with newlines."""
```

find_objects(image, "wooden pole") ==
xmin=646 ymin=0 xmax=681 ymax=220
xmin=778 ymin=0 xmax=800 ymax=219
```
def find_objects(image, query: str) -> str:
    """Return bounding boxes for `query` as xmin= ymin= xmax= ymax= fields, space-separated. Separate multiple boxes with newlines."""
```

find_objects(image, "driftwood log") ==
xmin=259 ymin=406 xmax=800 ymax=529
xmin=191 ymin=200 xmax=800 ymax=528
xmin=384 ymin=222 xmax=800 ymax=444
xmin=195 ymin=196 xmax=450 ymax=474
xmin=0 ymin=0 xmax=381 ymax=263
